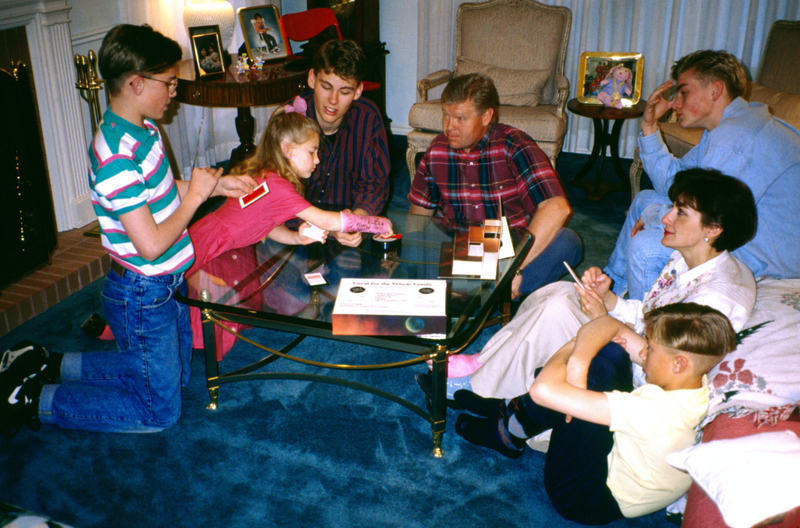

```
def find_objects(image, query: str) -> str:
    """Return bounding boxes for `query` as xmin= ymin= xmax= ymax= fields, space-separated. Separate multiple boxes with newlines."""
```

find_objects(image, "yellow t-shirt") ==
xmin=605 ymin=375 xmax=709 ymax=518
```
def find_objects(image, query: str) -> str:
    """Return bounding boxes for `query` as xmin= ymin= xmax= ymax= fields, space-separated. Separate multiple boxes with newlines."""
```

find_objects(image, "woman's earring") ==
xmin=704 ymin=237 xmax=709 ymax=243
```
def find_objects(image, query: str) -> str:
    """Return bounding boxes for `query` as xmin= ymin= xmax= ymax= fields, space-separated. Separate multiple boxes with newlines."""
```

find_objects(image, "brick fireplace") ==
xmin=0 ymin=0 xmax=108 ymax=336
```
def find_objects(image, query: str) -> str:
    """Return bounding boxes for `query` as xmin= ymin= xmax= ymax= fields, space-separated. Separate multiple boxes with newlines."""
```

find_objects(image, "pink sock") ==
xmin=447 ymin=354 xmax=482 ymax=378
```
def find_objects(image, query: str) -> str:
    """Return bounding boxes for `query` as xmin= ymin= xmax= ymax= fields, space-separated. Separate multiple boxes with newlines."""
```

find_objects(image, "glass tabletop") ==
xmin=181 ymin=211 xmax=532 ymax=348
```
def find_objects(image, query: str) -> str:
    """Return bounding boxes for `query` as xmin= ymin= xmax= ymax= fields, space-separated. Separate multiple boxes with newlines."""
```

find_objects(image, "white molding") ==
xmin=71 ymin=25 xmax=114 ymax=47
xmin=0 ymin=0 xmax=95 ymax=231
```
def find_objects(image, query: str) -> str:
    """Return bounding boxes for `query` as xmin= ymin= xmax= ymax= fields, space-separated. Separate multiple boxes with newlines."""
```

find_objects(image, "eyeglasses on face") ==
xmin=140 ymin=75 xmax=179 ymax=92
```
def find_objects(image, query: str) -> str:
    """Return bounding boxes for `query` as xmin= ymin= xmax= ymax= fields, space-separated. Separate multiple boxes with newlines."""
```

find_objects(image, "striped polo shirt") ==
xmin=88 ymin=109 xmax=194 ymax=276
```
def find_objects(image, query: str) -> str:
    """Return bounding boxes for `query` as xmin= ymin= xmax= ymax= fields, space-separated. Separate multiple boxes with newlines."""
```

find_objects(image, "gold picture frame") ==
xmin=190 ymin=26 xmax=225 ymax=79
xmin=577 ymin=52 xmax=644 ymax=107
xmin=238 ymin=5 xmax=289 ymax=62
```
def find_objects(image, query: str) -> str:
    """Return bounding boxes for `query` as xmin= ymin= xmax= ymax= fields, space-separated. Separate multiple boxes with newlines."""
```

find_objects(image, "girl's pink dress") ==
xmin=187 ymin=172 xmax=312 ymax=357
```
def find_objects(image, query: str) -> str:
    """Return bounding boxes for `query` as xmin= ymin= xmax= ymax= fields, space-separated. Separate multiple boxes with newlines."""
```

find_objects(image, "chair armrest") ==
xmin=554 ymin=75 xmax=569 ymax=118
xmin=417 ymin=69 xmax=453 ymax=102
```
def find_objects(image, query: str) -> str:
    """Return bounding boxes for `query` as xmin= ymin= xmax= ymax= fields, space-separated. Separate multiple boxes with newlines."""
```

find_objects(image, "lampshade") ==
xmin=184 ymin=0 xmax=236 ymax=49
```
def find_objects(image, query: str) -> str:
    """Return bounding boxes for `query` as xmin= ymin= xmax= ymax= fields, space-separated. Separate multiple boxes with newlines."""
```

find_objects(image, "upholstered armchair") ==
xmin=405 ymin=0 xmax=572 ymax=181
xmin=628 ymin=19 xmax=800 ymax=199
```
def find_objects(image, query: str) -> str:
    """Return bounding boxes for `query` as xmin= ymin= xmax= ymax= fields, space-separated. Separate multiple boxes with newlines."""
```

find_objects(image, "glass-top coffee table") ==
xmin=176 ymin=211 xmax=532 ymax=456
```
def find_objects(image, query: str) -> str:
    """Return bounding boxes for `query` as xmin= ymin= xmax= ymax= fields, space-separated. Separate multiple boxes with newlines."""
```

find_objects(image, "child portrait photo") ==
xmin=238 ymin=5 xmax=288 ymax=61
xmin=190 ymin=26 xmax=225 ymax=78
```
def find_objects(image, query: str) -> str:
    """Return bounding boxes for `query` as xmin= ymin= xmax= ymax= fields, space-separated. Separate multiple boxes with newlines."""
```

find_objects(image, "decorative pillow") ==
xmin=454 ymin=57 xmax=550 ymax=107
xmin=666 ymin=431 xmax=800 ymax=528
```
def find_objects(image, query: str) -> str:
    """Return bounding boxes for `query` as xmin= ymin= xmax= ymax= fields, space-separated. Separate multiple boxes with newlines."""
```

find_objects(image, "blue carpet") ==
xmin=0 ymin=147 xmax=673 ymax=528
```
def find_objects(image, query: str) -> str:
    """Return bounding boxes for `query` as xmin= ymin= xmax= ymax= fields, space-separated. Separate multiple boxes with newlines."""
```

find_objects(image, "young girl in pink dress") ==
xmin=188 ymin=96 xmax=391 ymax=353
xmin=189 ymin=96 xmax=391 ymax=272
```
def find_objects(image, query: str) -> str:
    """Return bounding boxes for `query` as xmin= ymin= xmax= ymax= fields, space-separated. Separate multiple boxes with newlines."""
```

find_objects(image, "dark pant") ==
xmin=519 ymin=227 xmax=582 ymax=296
xmin=526 ymin=342 xmax=632 ymax=525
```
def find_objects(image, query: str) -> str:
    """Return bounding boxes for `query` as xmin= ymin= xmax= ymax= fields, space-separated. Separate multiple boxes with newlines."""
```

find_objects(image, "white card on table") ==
xmin=304 ymin=272 xmax=327 ymax=286
xmin=301 ymin=224 xmax=327 ymax=243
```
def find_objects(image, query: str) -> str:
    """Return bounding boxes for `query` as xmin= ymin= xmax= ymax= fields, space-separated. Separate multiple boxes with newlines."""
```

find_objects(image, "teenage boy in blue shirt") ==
xmin=605 ymin=50 xmax=800 ymax=300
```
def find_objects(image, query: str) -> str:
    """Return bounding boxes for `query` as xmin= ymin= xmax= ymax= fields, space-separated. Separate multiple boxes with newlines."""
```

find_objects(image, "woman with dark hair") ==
xmin=423 ymin=168 xmax=758 ymax=401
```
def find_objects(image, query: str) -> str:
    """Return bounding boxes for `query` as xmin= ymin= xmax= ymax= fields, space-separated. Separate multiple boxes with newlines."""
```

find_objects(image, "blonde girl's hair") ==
xmin=228 ymin=106 xmax=321 ymax=194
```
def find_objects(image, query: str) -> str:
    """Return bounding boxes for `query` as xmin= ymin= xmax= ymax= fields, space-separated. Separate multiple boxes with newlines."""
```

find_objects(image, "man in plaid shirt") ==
xmin=409 ymin=73 xmax=581 ymax=298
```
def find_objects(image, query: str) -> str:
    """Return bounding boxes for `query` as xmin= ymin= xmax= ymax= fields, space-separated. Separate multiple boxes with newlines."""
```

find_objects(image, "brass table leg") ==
xmin=432 ymin=429 xmax=444 ymax=458
xmin=206 ymin=386 xmax=219 ymax=410
xmin=200 ymin=289 xmax=221 ymax=411
xmin=430 ymin=345 xmax=448 ymax=457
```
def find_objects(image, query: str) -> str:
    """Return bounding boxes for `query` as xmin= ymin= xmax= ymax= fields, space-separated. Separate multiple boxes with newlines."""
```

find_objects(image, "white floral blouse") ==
xmin=609 ymin=250 xmax=757 ymax=335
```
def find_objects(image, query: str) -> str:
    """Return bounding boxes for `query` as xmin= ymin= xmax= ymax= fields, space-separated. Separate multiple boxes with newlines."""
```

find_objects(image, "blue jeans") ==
xmin=39 ymin=268 xmax=192 ymax=432
xmin=519 ymin=228 xmax=583 ymax=296
xmin=604 ymin=190 xmax=673 ymax=300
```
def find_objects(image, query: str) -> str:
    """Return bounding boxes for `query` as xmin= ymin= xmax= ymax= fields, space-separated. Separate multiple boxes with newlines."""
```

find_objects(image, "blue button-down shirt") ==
xmin=640 ymin=97 xmax=800 ymax=279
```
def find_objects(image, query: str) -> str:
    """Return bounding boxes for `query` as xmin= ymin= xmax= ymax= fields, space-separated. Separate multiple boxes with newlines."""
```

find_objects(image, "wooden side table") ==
xmin=175 ymin=57 xmax=308 ymax=167
xmin=567 ymin=98 xmax=647 ymax=200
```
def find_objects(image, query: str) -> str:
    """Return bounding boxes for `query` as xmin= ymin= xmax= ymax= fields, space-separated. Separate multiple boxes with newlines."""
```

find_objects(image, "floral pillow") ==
xmin=703 ymin=278 xmax=800 ymax=427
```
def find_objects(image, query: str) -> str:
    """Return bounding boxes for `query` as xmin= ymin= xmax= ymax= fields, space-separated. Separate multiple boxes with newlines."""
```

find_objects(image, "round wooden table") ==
xmin=567 ymin=98 xmax=647 ymax=200
xmin=175 ymin=57 xmax=309 ymax=166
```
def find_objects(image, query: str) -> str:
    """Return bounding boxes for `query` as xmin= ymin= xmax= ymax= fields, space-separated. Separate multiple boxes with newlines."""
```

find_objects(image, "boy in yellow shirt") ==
xmin=455 ymin=303 xmax=736 ymax=524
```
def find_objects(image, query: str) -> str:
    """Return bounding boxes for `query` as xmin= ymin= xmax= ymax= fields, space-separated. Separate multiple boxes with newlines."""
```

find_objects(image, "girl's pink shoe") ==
xmin=446 ymin=354 xmax=482 ymax=378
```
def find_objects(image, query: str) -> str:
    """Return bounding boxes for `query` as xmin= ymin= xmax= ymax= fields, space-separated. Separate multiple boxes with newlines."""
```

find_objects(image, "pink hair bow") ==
xmin=284 ymin=95 xmax=307 ymax=114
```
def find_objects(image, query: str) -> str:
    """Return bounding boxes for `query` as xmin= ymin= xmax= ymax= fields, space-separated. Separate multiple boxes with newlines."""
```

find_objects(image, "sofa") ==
xmin=629 ymin=21 xmax=800 ymax=525
xmin=615 ymin=23 xmax=800 ymax=524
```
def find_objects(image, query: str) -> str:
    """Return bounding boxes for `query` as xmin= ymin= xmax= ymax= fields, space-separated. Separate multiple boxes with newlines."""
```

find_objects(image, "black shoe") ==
xmin=1 ymin=372 xmax=43 ymax=436
xmin=414 ymin=372 xmax=465 ymax=411
xmin=455 ymin=413 xmax=524 ymax=459
xmin=81 ymin=313 xmax=107 ymax=338
xmin=0 ymin=341 xmax=58 ymax=385
xmin=453 ymin=389 xmax=506 ymax=418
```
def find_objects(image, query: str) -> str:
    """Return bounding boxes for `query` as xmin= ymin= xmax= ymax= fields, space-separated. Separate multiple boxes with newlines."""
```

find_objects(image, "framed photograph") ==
xmin=189 ymin=26 xmax=225 ymax=78
xmin=238 ymin=5 xmax=288 ymax=62
xmin=577 ymin=52 xmax=644 ymax=107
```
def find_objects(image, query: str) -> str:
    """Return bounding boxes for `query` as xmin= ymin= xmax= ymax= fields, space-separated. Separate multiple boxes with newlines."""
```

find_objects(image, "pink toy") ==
xmin=340 ymin=210 xmax=391 ymax=234
xmin=597 ymin=65 xmax=633 ymax=109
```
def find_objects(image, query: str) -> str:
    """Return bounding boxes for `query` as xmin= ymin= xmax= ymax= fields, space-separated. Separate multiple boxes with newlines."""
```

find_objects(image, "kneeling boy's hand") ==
xmin=214 ymin=174 xmax=258 ymax=198
xmin=186 ymin=166 xmax=223 ymax=204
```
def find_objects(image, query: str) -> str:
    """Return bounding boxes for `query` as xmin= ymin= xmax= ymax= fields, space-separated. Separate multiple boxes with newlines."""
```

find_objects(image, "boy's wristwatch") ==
xmin=515 ymin=267 xmax=524 ymax=276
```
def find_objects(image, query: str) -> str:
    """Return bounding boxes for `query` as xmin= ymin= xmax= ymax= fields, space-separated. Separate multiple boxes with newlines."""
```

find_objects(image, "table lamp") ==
xmin=183 ymin=0 xmax=236 ymax=49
